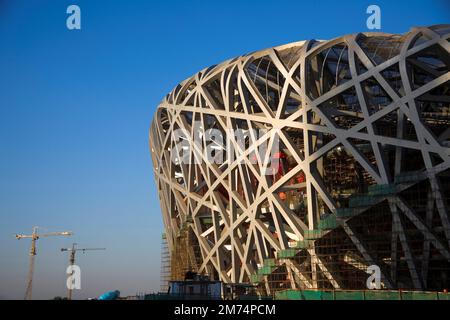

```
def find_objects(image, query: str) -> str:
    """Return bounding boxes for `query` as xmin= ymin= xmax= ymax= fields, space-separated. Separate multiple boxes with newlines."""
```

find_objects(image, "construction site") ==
xmin=149 ymin=25 xmax=450 ymax=300
xmin=14 ymin=226 xmax=108 ymax=300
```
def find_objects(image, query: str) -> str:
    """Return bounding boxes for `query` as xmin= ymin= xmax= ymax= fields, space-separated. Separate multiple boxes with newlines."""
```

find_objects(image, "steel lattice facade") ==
xmin=150 ymin=25 xmax=450 ymax=294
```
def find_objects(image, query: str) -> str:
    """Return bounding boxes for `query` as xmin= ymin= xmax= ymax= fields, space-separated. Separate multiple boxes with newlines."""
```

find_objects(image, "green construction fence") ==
xmin=275 ymin=289 xmax=450 ymax=300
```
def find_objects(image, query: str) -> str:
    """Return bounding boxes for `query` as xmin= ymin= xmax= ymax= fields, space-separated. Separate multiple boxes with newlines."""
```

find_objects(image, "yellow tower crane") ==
xmin=15 ymin=226 xmax=73 ymax=300
xmin=61 ymin=243 xmax=106 ymax=300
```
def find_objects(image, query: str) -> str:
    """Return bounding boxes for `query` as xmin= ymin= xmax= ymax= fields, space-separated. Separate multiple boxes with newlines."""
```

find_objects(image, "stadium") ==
xmin=149 ymin=25 xmax=450 ymax=297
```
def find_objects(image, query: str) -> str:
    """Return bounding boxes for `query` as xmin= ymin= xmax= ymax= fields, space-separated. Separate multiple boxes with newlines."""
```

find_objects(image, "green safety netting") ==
xmin=275 ymin=289 xmax=450 ymax=300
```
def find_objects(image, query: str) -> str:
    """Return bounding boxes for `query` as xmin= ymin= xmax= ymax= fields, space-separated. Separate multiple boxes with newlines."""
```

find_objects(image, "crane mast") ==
xmin=61 ymin=243 xmax=106 ymax=300
xmin=15 ymin=226 xmax=73 ymax=300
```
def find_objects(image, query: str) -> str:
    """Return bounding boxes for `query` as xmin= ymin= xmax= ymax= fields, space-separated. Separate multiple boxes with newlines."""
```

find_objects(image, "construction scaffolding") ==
xmin=251 ymin=168 xmax=450 ymax=296
xmin=170 ymin=220 xmax=202 ymax=281
xmin=160 ymin=233 xmax=171 ymax=293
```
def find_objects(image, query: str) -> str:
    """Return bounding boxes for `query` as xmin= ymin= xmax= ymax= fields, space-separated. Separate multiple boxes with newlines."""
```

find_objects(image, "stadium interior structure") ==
xmin=150 ymin=25 xmax=450 ymax=297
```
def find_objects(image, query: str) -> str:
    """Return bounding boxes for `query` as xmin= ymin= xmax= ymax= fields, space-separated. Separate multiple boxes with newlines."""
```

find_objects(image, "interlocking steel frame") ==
xmin=150 ymin=25 xmax=450 ymax=292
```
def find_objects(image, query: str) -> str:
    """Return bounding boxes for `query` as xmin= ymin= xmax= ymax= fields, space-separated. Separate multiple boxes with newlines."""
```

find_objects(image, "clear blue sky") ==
xmin=0 ymin=0 xmax=448 ymax=300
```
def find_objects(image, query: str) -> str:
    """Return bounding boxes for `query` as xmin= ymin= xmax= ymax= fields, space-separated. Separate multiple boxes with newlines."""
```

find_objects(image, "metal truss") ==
xmin=150 ymin=25 xmax=450 ymax=293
